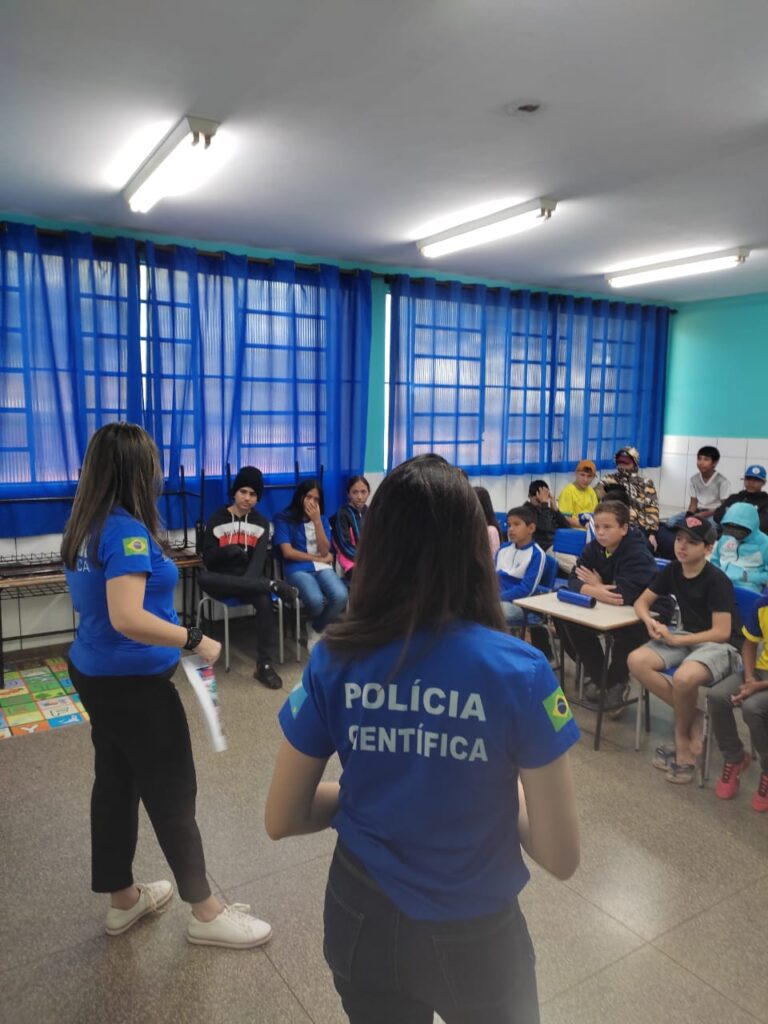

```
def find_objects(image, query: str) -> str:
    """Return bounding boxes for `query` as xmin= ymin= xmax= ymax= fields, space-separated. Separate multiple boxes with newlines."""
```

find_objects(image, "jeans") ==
xmin=707 ymin=669 xmax=768 ymax=771
xmin=291 ymin=569 xmax=348 ymax=630
xmin=70 ymin=661 xmax=211 ymax=904
xmin=501 ymin=601 xmax=525 ymax=625
xmin=324 ymin=843 xmax=540 ymax=1024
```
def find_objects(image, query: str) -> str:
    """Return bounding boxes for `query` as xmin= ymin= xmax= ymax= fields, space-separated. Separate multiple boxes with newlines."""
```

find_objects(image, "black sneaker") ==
xmin=270 ymin=579 xmax=297 ymax=603
xmin=584 ymin=682 xmax=627 ymax=710
xmin=255 ymin=662 xmax=283 ymax=690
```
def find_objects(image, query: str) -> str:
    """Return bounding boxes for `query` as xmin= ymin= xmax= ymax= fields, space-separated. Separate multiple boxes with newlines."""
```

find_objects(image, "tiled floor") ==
xmin=1 ymin=626 xmax=767 ymax=1024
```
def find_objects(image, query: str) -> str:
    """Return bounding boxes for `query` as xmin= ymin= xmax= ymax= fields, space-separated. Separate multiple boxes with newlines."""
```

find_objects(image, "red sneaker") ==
xmin=714 ymin=752 xmax=752 ymax=800
xmin=752 ymin=772 xmax=768 ymax=813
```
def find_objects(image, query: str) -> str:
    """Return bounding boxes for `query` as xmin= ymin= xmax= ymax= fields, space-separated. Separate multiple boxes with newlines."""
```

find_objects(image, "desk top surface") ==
xmin=513 ymin=590 xmax=640 ymax=631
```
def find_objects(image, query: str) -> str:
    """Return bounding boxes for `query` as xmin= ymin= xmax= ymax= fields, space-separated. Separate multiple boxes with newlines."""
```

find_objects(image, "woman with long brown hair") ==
xmin=265 ymin=454 xmax=580 ymax=1023
xmin=63 ymin=422 xmax=271 ymax=948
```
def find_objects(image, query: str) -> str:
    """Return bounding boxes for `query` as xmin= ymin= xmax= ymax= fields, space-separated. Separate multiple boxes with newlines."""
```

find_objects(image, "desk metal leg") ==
xmin=593 ymin=633 xmax=614 ymax=751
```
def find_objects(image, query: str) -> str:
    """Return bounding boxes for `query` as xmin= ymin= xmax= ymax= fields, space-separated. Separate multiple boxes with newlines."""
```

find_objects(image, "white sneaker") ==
xmin=306 ymin=624 xmax=322 ymax=653
xmin=105 ymin=880 xmax=173 ymax=935
xmin=187 ymin=903 xmax=273 ymax=949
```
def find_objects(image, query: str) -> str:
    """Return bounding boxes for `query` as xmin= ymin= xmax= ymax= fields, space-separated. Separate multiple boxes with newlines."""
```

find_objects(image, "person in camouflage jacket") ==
xmin=597 ymin=446 xmax=660 ymax=550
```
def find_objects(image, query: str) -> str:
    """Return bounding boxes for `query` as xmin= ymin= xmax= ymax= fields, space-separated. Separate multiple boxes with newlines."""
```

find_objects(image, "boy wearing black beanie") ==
xmin=200 ymin=467 xmax=293 ymax=689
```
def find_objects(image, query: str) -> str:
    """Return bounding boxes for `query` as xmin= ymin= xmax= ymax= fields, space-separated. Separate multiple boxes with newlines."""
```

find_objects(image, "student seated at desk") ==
xmin=559 ymin=500 xmax=664 ymax=709
xmin=496 ymin=506 xmax=553 ymax=660
xmin=628 ymin=516 xmax=742 ymax=785
xmin=558 ymin=460 xmax=599 ymax=528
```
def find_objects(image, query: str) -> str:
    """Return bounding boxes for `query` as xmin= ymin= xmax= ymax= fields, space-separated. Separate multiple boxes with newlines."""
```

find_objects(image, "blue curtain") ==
xmin=143 ymin=248 xmax=372 ymax=523
xmin=389 ymin=275 xmax=670 ymax=474
xmin=0 ymin=224 xmax=140 ymax=537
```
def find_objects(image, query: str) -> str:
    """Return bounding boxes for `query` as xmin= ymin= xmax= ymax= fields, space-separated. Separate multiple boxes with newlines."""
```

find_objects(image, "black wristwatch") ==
xmin=183 ymin=625 xmax=204 ymax=651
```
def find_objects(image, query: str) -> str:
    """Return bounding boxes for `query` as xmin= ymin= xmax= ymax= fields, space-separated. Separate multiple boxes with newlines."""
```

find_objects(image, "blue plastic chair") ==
xmin=552 ymin=528 xmax=586 ymax=557
xmin=196 ymin=593 xmax=286 ymax=672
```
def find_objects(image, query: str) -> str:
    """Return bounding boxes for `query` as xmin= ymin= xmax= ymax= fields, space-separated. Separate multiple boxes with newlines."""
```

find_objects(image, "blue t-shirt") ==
xmin=273 ymin=513 xmax=334 ymax=578
xmin=278 ymin=621 xmax=579 ymax=921
xmin=66 ymin=509 xmax=179 ymax=676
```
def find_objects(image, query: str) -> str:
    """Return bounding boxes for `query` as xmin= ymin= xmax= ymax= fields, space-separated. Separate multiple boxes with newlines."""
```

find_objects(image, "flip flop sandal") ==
xmin=652 ymin=742 xmax=676 ymax=771
xmin=665 ymin=760 xmax=696 ymax=785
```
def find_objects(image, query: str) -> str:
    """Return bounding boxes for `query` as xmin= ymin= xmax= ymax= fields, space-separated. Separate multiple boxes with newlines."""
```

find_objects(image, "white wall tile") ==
xmin=687 ymin=436 xmax=718 ymax=456
xmin=659 ymin=454 xmax=688 ymax=513
xmin=505 ymin=477 xmax=528 ymax=510
xmin=662 ymin=435 xmax=687 ymax=455
xmin=364 ymin=472 xmax=385 ymax=498
xmin=19 ymin=593 xmax=75 ymax=642
xmin=716 ymin=456 xmax=748 ymax=493
xmin=0 ymin=538 xmax=17 ymax=559
xmin=716 ymin=438 xmax=749 ymax=460
xmin=15 ymin=534 xmax=63 ymax=559
xmin=746 ymin=438 xmax=768 ymax=462
xmin=1 ymin=598 xmax=21 ymax=651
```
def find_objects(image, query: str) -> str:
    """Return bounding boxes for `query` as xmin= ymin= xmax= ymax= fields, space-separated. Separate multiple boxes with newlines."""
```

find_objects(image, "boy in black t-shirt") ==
xmin=628 ymin=516 xmax=743 ymax=785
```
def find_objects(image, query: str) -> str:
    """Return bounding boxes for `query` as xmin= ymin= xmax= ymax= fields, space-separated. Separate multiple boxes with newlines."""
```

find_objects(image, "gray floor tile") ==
xmin=2 ymin=640 xmax=767 ymax=1024
xmin=560 ymin=748 xmax=768 ymax=939
xmin=654 ymin=876 xmax=768 ymax=1023
xmin=520 ymin=865 xmax=644 ymax=1003
xmin=540 ymin=945 xmax=761 ymax=1024
xmin=227 ymin=856 xmax=349 ymax=1024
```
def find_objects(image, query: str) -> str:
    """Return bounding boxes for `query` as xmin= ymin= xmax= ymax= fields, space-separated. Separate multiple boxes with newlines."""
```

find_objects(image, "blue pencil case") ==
xmin=557 ymin=589 xmax=596 ymax=609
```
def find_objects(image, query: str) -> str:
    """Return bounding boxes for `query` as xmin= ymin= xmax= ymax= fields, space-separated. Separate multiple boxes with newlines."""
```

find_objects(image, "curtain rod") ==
xmin=383 ymin=274 xmax=678 ymax=312
xmin=1 ymin=222 xmax=676 ymax=310
xmin=0 ymin=223 xmax=361 ymax=277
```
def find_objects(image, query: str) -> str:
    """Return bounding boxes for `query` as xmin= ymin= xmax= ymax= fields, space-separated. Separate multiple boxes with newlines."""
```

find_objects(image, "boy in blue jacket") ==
xmin=711 ymin=502 xmax=768 ymax=594
xmin=496 ymin=505 xmax=552 ymax=657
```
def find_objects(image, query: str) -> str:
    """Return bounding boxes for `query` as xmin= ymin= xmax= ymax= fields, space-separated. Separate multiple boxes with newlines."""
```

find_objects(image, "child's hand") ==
xmin=651 ymin=622 xmax=672 ymax=642
xmin=594 ymin=584 xmax=624 ymax=606
xmin=303 ymin=496 xmax=321 ymax=521
xmin=535 ymin=485 xmax=551 ymax=506
xmin=575 ymin=565 xmax=602 ymax=587
xmin=731 ymin=679 xmax=761 ymax=704
xmin=647 ymin=619 xmax=666 ymax=640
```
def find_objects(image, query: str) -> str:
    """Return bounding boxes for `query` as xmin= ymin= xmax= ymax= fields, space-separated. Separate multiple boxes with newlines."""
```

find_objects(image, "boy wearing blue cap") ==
xmin=714 ymin=464 xmax=768 ymax=536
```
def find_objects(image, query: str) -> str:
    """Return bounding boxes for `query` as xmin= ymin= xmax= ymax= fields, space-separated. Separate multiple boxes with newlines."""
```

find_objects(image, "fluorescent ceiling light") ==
xmin=417 ymin=198 xmax=557 ymax=258
xmin=607 ymin=248 xmax=749 ymax=288
xmin=123 ymin=115 xmax=221 ymax=213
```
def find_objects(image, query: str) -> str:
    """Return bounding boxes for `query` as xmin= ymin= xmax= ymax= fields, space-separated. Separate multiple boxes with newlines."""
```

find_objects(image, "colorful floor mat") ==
xmin=0 ymin=657 xmax=88 ymax=738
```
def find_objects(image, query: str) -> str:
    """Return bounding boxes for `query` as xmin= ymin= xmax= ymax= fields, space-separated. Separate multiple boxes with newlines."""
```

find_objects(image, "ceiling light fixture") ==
xmin=417 ymin=197 xmax=557 ymax=258
xmin=123 ymin=115 xmax=220 ymax=214
xmin=607 ymin=248 xmax=749 ymax=288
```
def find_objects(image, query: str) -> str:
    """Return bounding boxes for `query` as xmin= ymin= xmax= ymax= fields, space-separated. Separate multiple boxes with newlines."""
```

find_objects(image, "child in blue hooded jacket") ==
xmin=711 ymin=502 xmax=768 ymax=594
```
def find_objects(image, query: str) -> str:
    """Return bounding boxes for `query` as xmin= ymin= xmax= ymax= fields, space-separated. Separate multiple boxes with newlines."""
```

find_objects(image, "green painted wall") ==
xmin=665 ymin=293 xmax=768 ymax=438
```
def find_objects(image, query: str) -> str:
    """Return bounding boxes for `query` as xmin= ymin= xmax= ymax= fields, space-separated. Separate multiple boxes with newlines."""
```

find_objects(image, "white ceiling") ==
xmin=2 ymin=0 xmax=768 ymax=303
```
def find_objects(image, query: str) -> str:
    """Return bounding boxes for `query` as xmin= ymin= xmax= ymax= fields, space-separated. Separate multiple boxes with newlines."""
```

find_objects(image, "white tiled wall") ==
xmin=660 ymin=435 xmax=766 ymax=516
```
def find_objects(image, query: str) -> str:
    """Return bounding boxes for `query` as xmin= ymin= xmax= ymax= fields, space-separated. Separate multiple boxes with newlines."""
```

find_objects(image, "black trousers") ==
xmin=557 ymin=620 xmax=648 ymax=687
xmin=70 ymin=661 xmax=211 ymax=904
xmin=324 ymin=843 xmax=540 ymax=1024
xmin=197 ymin=569 xmax=275 ymax=663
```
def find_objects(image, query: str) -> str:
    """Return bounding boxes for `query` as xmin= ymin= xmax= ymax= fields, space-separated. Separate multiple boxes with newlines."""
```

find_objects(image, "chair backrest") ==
xmin=495 ymin=512 xmax=508 ymax=542
xmin=552 ymin=528 xmax=586 ymax=556
xmin=655 ymin=557 xmax=671 ymax=571
xmin=733 ymin=585 xmax=760 ymax=626
xmin=538 ymin=553 xmax=559 ymax=592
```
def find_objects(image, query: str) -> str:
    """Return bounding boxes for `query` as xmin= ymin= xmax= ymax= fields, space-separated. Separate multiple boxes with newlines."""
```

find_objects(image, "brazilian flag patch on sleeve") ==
xmin=288 ymin=680 xmax=309 ymax=719
xmin=123 ymin=537 xmax=149 ymax=556
xmin=542 ymin=687 xmax=573 ymax=733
